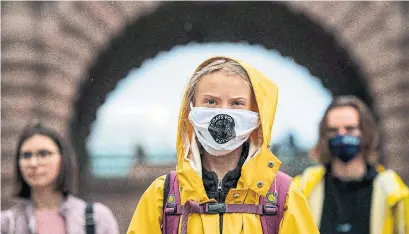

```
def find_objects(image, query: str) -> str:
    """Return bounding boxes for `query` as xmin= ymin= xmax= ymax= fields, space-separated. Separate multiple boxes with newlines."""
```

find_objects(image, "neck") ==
xmin=31 ymin=187 xmax=63 ymax=211
xmin=202 ymin=146 xmax=243 ymax=180
xmin=331 ymin=155 xmax=367 ymax=180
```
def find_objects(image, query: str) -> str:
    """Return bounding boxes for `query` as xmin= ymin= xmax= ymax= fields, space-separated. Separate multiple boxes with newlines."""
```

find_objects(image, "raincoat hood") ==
xmin=175 ymin=56 xmax=281 ymax=203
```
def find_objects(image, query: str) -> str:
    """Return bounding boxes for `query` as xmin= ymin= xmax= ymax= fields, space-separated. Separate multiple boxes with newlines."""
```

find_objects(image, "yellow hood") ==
xmin=175 ymin=56 xmax=282 ymax=203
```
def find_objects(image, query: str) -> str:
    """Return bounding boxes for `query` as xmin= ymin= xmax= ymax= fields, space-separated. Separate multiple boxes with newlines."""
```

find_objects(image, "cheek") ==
xmin=19 ymin=162 xmax=30 ymax=178
xmin=250 ymin=94 xmax=258 ymax=112
xmin=193 ymin=92 xmax=208 ymax=107
xmin=50 ymin=159 xmax=61 ymax=177
xmin=44 ymin=159 xmax=62 ymax=184
xmin=193 ymin=97 xmax=202 ymax=107
xmin=352 ymin=129 xmax=362 ymax=137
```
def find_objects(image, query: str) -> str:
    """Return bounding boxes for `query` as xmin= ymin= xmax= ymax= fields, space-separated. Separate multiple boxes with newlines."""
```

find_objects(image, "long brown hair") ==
xmin=316 ymin=95 xmax=379 ymax=165
xmin=14 ymin=123 xmax=78 ymax=198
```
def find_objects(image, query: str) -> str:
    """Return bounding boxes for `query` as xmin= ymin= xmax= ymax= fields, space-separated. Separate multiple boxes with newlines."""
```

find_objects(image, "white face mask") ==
xmin=188 ymin=106 xmax=260 ymax=156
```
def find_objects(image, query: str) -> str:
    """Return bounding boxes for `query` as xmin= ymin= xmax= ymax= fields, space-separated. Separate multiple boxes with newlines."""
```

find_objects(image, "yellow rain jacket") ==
xmin=294 ymin=165 xmax=409 ymax=234
xmin=127 ymin=57 xmax=319 ymax=234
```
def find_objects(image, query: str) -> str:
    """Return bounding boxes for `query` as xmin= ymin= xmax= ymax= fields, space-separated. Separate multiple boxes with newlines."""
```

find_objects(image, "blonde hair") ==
xmin=186 ymin=57 xmax=251 ymax=104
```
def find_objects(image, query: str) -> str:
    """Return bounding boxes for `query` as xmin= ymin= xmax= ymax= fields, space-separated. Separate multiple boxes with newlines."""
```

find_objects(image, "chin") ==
xmin=27 ymin=180 xmax=54 ymax=190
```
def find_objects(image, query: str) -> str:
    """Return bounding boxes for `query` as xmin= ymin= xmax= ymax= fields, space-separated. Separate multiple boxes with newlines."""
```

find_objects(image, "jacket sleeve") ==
xmin=94 ymin=202 xmax=120 ymax=234
xmin=279 ymin=181 xmax=319 ymax=234
xmin=393 ymin=190 xmax=409 ymax=233
xmin=1 ymin=210 xmax=10 ymax=234
xmin=386 ymin=170 xmax=409 ymax=234
xmin=292 ymin=175 xmax=301 ymax=188
xmin=402 ymin=197 xmax=409 ymax=233
xmin=127 ymin=175 xmax=166 ymax=234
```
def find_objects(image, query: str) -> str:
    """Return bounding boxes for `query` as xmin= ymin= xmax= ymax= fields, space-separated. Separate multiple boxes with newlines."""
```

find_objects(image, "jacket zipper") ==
xmin=217 ymin=180 xmax=223 ymax=234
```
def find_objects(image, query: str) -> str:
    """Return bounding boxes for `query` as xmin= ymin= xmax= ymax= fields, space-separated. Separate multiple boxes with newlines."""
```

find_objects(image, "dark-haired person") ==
xmin=294 ymin=96 xmax=409 ymax=234
xmin=1 ymin=124 xmax=119 ymax=234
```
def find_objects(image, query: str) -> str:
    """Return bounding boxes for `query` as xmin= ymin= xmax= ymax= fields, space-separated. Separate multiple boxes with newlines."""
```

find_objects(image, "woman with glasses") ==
xmin=1 ymin=123 xmax=119 ymax=234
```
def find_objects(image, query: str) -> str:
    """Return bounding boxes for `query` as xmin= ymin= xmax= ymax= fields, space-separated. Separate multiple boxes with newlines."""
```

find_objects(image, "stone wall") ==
xmin=2 ymin=2 xmax=408 ymax=233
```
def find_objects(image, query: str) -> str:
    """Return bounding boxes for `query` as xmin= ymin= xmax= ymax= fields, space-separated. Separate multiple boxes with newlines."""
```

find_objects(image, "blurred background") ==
xmin=2 ymin=1 xmax=408 ymax=233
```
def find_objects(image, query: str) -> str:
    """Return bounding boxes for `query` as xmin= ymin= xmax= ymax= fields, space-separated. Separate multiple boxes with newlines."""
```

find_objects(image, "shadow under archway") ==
xmin=71 ymin=1 xmax=375 ymax=196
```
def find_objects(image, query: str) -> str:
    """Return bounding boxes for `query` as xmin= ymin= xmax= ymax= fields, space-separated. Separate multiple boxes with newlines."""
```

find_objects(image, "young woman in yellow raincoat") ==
xmin=127 ymin=57 xmax=319 ymax=234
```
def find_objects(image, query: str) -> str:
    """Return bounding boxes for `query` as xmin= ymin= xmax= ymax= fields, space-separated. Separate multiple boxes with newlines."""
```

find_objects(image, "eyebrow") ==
xmin=20 ymin=148 xmax=58 ymax=153
xmin=229 ymin=96 xmax=248 ymax=101
xmin=202 ymin=94 xmax=248 ymax=99
xmin=327 ymin=125 xmax=359 ymax=130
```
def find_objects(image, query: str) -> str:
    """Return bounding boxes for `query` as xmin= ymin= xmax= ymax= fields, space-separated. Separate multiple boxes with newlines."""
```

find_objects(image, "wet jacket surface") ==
xmin=294 ymin=165 xmax=409 ymax=234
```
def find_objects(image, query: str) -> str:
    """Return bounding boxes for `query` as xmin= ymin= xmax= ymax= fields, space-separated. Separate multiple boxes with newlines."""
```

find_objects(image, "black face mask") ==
xmin=328 ymin=135 xmax=361 ymax=163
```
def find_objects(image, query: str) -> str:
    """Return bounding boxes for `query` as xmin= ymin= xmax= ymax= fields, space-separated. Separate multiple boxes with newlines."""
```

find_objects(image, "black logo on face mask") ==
xmin=208 ymin=114 xmax=236 ymax=144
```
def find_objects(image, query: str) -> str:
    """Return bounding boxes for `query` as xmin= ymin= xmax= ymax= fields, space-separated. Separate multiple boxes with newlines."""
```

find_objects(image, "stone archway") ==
xmin=2 ymin=1 xmax=408 ymax=232
xmin=73 ymin=1 xmax=375 ymax=192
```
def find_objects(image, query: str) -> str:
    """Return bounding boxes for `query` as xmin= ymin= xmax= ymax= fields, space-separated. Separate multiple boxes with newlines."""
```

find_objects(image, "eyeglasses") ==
xmin=19 ymin=150 xmax=58 ymax=163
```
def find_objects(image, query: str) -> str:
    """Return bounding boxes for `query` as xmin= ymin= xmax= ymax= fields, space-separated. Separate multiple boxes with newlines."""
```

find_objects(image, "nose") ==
xmin=337 ymin=128 xmax=348 ymax=136
xmin=220 ymin=103 xmax=230 ymax=109
xmin=27 ymin=156 xmax=39 ymax=167
xmin=219 ymin=100 xmax=231 ymax=109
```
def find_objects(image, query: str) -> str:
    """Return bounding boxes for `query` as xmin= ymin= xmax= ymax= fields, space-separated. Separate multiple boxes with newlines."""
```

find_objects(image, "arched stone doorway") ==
xmin=2 ymin=2 xmax=408 ymax=232
xmin=72 ymin=1 xmax=386 ymax=192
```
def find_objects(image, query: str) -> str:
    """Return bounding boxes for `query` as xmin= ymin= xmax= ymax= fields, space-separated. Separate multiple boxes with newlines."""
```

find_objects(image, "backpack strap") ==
xmin=163 ymin=172 xmax=172 ymax=211
xmin=259 ymin=171 xmax=293 ymax=234
xmin=85 ymin=203 xmax=95 ymax=234
xmin=162 ymin=171 xmax=181 ymax=234
xmin=179 ymin=201 xmax=279 ymax=234
xmin=162 ymin=171 xmax=292 ymax=234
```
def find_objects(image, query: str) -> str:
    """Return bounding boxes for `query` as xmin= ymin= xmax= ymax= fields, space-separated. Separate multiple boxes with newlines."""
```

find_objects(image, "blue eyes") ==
xmin=208 ymin=99 xmax=216 ymax=105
